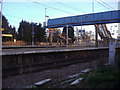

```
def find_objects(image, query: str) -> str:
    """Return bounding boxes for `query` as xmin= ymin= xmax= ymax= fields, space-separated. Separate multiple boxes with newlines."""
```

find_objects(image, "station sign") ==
xmin=49 ymin=28 xmax=56 ymax=31
xmin=0 ymin=28 xmax=4 ymax=31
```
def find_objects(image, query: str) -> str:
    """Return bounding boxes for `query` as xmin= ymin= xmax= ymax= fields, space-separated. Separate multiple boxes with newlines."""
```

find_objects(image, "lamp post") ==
xmin=92 ymin=0 xmax=94 ymax=14
xmin=45 ymin=8 xmax=47 ymax=26
xmin=45 ymin=8 xmax=48 ymax=47
xmin=80 ymin=19 xmax=82 ymax=41
xmin=32 ymin=23 xmax=34 ymax=46
xmin=45 ymin=8 xmax=51 ymax=47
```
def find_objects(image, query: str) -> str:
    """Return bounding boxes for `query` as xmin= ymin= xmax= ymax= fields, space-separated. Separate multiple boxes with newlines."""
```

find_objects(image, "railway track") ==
xmin=3 ymin=57 xmax=96 ymax=78
xmin=25 ymin=68 xmax=92 ymax=88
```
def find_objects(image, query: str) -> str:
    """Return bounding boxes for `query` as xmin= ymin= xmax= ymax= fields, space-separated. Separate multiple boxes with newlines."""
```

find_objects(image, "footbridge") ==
xmin=47 ymin=10 xmax=120 ymax=28
xmin=46 ymin=10 xmax=120 ymax=47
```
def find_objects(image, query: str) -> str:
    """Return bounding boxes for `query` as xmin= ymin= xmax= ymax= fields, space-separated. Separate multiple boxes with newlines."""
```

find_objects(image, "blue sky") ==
xmin=2 ymin=0 xmax=119 ymax=30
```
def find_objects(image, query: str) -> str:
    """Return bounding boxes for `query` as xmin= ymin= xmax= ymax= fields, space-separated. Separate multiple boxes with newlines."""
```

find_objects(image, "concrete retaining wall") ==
xmin=2 ymin=47 xmax=120 ymax=76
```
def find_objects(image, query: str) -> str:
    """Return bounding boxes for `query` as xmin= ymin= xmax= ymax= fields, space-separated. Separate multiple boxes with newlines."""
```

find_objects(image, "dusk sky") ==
xmin=2 ymin=0 xmax=119 ymax=29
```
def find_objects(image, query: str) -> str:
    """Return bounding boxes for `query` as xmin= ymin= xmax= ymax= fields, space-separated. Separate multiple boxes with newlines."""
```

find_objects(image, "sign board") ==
xmin=109 ymin=41 xmax=116 ymax=66
xmin=79 ymin=30 xmax=85 ymax=33
xmin=43 ymin=22 xmax=46 ymax=27
xmin=48 ymin=30 xmax=57 ymax=34
xmin=0 ymin=28 xmax=4 ymax=31
xmin=49 ymin=28 xmax=56 ymax=31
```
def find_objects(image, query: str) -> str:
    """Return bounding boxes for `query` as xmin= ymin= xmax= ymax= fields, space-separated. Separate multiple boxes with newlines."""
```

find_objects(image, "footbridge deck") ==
xmin=47 ymin=10 xmax=120 ymax=28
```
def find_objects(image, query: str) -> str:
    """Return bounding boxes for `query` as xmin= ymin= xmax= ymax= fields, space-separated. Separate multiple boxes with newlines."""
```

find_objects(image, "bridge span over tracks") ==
xmin=47 ymin=10 xmax=120 ymax=28
xmin=46 ymin=10 xmax=120 ymax=47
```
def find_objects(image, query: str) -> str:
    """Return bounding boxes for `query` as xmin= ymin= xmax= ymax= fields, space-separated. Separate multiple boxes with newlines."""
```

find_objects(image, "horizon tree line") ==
xmin=2 ymin=15 xmax=75 ymax=44
xmin=2 ymin=15 xmax=46 ymax=43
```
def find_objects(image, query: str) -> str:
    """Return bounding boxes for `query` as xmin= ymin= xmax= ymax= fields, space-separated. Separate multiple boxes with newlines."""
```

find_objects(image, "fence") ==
xmin=2 ymin=39 xmax=120 ymax=48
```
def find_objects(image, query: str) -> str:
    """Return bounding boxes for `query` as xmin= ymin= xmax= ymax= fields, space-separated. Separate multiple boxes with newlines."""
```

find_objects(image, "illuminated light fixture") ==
xmin=2 ymin=34 xmax=13 ymax=37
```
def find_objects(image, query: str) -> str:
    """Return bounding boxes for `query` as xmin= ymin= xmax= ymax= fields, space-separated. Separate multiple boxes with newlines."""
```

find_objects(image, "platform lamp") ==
xmin=44 ymin=8 xmax=50 ymax=47
xmin=31 ymin=23 xmax=34 ymax=46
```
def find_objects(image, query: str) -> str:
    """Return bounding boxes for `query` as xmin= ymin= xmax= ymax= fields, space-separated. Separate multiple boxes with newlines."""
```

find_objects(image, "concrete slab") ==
xmin=81 ymin=68 xmax=93 ymax=73
xmin=34 ymin=79 xmax=51 ymax=86
xmin=70 ymin=78 xmax=84 ymax=85
xmin=68 ymin=73 xmax=83 ymax=78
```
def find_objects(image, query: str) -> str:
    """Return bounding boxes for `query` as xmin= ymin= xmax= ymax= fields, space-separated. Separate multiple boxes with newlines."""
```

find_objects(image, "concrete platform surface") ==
xmin=2 ymin=46 xmax=109 ymax=56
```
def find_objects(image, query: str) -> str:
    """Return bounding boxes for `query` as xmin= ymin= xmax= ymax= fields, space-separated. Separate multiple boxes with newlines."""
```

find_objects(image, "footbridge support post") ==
xmin=66 ymin=25 xmax=68 ymax=48
xmin=95 ymin=25 xmax=98 ymax=47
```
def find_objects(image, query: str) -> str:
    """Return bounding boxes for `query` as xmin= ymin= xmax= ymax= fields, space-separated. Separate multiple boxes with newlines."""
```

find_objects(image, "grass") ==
xmin=67 ymin=64 xmax=120 ymax=88
xmin=86 ymin=65 xmax=120 ymax=88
